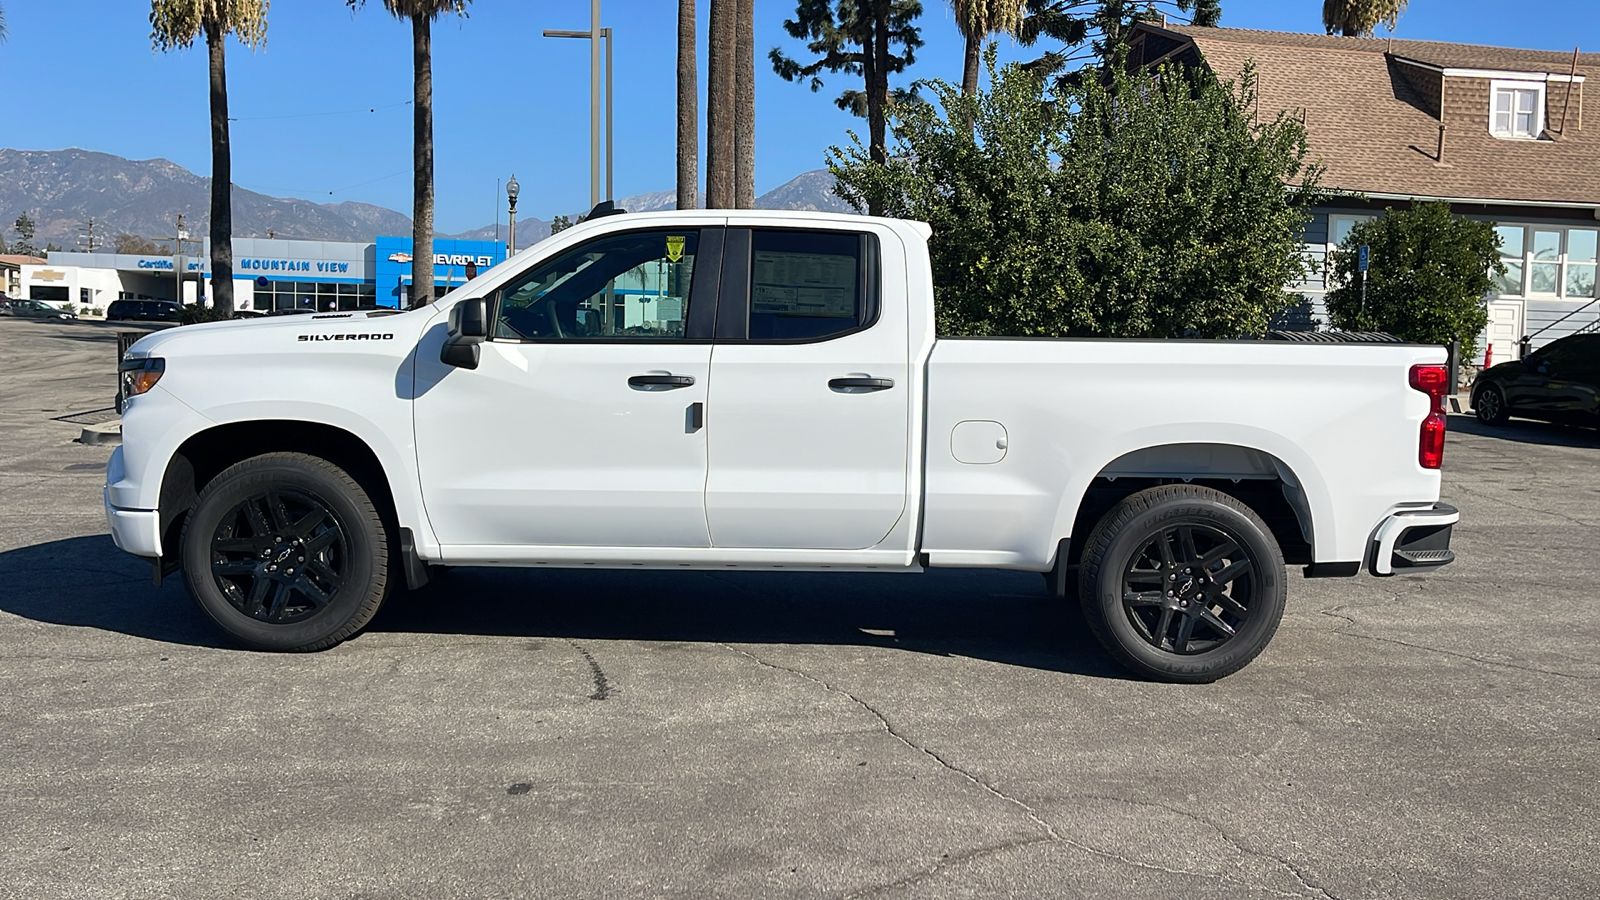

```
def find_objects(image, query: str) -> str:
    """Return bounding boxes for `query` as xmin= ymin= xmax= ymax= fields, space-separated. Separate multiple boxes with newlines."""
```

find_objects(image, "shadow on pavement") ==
xmin=1448 ymin=413 xmax=1600 ymax=448
xmin=0 ymin=535 xmax=1129 ymax=679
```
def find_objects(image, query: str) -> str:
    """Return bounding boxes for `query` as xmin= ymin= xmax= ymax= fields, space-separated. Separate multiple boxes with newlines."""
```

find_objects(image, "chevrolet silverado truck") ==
xmin=105 ymin=210 xmax=1458 ymax=682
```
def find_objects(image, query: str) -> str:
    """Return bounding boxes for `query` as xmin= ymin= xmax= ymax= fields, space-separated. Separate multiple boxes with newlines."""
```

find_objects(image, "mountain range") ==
xmin=0 ymin=148 xmax=856 ymax=252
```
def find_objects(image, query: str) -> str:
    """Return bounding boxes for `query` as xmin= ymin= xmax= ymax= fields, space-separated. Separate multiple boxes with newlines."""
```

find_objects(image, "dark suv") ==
xmin=1472 ymin=332 xmax=1600 ymax=429
xmin=106 ymin=299 xmax=184 ymax=323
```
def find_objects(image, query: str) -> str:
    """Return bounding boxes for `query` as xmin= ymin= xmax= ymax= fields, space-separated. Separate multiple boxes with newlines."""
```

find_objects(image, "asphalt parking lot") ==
xmin=2 ymin=317 xmax=1597 ymax=900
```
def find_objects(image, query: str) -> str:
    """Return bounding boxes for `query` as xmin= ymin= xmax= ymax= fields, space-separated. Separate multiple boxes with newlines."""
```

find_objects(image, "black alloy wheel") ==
xmin=182 ymin=452 xmax=391 ymax=652
xmin=1079 ymin=484 xmax=1286 ymax=683
xmin=1474 ymin=383 xmax=1509 ymax=425
xmin=209 ymin=489 xmax=349 ymax=624
xmin=1120 ymin=523 xmax=1254 ymax=655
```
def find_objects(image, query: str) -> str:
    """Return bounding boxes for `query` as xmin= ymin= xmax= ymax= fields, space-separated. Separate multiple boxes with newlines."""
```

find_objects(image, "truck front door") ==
xmin=413 ymin=226 xmax=722 ymax=549
xmin=703 ymin=225 xmax=911 ymax=550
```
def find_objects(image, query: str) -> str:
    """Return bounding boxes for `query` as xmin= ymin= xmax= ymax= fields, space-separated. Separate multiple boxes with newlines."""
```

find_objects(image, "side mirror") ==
xmin=441 ymin=297 xmax=487 ymax=369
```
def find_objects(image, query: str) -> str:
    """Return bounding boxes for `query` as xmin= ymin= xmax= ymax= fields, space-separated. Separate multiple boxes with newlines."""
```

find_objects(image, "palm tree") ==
xmin=676 ymin=0 xmax=698 ymax=210
xmin=347 ymin=0 xmax=469 ymax=307
xmin=1323 ymin=0 xmax=1408 ymax=37
xmin=734 ymin=0 xmax=755 ymax=209
xmin=951 ymin=0 xmax=1024 ymax=97
xmin=706 ymin=0 xmax=736 ymax=208
xmin=1 ymin=3 xmax=9 ymax=42
xmin=150 ymin=0 xmax=269 ymax=315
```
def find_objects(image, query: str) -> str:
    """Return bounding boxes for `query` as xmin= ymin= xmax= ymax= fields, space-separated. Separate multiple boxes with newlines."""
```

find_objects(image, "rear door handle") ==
xmin=628 ymin=373 xmax=696 ymax=390
xmin=828 ymin=376 xmax=895 ymax=392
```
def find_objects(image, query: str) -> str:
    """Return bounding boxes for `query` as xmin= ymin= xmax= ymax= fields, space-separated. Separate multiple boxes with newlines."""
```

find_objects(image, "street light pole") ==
xmin=544 ymin=8 xmax=614 ymax=209
xmin=507 ymin=174 xmax=520 ymax=255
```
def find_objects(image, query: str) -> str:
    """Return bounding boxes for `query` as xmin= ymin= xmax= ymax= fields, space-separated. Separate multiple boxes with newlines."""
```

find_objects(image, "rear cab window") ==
xmin=719 ymin=228 xmax=879 ymax=342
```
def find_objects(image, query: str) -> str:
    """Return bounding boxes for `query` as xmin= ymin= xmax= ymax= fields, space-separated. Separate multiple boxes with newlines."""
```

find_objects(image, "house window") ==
xmin=1328 ymin=214 xmax=1375 ymax=250
xmin=1491 ymin=224 xmax=1598 ymax=299
xmin=1491 ymin=81 xmax=1544 ymax=139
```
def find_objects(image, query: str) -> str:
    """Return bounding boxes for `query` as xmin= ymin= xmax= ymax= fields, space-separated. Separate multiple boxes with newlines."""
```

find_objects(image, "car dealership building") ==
xmin=25 ymin=235 xmax=507 ymax=313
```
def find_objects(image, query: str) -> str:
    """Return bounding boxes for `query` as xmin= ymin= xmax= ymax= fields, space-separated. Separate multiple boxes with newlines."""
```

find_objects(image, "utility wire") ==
xmin=234 ymin=168 xmax=410 ymax=197
xmin=228 ymin=99 xmax=413 ymax=123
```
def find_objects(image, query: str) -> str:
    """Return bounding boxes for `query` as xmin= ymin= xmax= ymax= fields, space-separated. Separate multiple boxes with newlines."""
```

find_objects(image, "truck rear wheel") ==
xmin=1077 ymin=485 xmax=1285 ymax=683
xmin=180 ymin=452 xmax=391 ymax=652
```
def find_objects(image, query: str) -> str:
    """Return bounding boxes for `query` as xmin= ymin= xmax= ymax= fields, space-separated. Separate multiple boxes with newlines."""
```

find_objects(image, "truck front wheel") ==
xmin=1077 ymin=485 xmax=1285 ymax=683
xmin=180 ymin=452 xmax=391 ymax=652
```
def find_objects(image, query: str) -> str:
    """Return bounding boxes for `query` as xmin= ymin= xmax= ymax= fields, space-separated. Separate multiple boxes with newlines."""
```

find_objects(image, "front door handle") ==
xmin=828 ymin=376 xmax=895 ymax=393
xmin=629 ymin=373 xmax=696 ymax=390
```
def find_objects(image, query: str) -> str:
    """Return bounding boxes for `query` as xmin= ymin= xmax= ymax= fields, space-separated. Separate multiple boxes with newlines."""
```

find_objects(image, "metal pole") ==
xmin=590 ymin=0 xmax=601 ymax=210
xmin=509 ymin=205 xmax=517 ymax=256
xmin=604 ymin=27 xmax=613 ymax=202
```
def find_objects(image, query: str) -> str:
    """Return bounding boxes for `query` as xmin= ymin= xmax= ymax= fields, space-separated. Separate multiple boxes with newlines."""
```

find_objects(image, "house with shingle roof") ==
xmin=1129 ymin=23 xmax=1600 ymax=361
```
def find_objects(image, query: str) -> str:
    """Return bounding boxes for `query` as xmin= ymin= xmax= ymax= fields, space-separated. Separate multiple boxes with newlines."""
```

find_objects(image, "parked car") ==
xmin=1472 ymin=333 xmax=1600 ymax=429
xmin=0 ymin=298 xmax=78 ymax=320
xmin=106 ymin=299 xmax=184 ymax=323
xmin=107 ymin=210 xmax=1458 ymax=682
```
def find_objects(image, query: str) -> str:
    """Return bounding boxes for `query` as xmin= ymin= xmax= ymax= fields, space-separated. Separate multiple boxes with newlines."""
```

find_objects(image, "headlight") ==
xmin=120 ymin=357 xmax=165 ymax=398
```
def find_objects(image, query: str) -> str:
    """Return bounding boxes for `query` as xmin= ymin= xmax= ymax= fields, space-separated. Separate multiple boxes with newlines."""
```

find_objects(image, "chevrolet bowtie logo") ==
xmin=387 ymin=252 xmax=413 ymax=264
xmin=33 ymin=269 xmax=66 ymax=282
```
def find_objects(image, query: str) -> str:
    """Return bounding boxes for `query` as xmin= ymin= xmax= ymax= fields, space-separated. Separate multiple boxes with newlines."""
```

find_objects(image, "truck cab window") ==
xmin=494 ymin=230 xmax=699 ymax=340
xmin=748 ymin=229 xmax=872 ymax=341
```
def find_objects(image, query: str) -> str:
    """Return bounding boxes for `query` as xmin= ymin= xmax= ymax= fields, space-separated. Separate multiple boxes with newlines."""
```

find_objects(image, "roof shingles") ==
xmin=1143 ymin=25 xmax=1600 ymax=206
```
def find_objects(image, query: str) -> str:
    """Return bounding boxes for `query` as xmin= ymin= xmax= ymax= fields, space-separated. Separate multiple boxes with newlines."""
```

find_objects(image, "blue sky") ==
xmin=5 ymin=1 xmax=1599 ymax=231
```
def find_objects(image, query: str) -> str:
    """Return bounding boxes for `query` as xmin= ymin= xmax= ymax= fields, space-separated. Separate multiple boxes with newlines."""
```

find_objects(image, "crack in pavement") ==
xmin=724 ymin=644 xmax=1337 ymax=900
xmin=566 ymin=640 xmax=612 ymax=700
xmin=1319 ymin=605 xmax=1596 ymax=681
xmin=1444 ymin=481 xmax=1599 ymax=529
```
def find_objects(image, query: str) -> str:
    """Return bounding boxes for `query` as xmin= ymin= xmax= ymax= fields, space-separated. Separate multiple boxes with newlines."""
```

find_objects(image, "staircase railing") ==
xmin=1519 ymin=297 xmax=1600 ymax=357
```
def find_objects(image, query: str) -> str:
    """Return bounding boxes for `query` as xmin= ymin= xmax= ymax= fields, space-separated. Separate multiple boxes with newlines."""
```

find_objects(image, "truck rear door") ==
xmin=703 ymin=223 xmax=911 ymax=550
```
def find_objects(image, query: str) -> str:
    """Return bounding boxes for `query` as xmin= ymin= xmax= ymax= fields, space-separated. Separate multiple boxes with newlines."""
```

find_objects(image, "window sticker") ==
xmin=752 ymin=251 xmax=857 ymax=317
xmin=665 ymin=235 xmax=686 ymax=263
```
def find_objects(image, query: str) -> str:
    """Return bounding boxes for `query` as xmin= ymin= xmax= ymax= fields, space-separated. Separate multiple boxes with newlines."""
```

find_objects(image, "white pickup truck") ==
xmin=106 ymin=210 xmax=1458 ymax=682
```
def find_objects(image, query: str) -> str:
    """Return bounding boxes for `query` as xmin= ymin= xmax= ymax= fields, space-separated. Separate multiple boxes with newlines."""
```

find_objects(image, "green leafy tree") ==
xmin=830 ymin=52 xmax=1323 ymax=338
xmin=347 ymin=0 xmax=469 ymax=307
xmin=550 ymin=214 xmax=573 ymax=234
xmin=1325 ymin=202 xmax=1499 ymax=357
xmin=1017 ymin=0 xmax=1219 ymax=77
xmin=771 ymin=0 xmax=924 ymax=204
xmin=1323 ymin=0 xmax=1407 ymax=36
xmin=151 ymin=0 xmax=270 ymax=316
xmin=114 ymin=234 xmax=164 ymax=255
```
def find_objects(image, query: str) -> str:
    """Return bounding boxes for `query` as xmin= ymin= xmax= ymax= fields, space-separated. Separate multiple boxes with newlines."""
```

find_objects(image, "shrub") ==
xmin=1325 ymin=202 xmax=1500 ymax=358
xmin=828 ymin=51 xmax=1326 ymax=338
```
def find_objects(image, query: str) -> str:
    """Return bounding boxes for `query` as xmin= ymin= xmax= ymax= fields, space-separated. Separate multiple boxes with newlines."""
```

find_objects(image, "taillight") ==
xmin=1409 ymin=364 xmax=1449 ymax=469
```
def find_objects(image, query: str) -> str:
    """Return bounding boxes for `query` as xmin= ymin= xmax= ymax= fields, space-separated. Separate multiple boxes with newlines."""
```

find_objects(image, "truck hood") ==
xmin=123 ymin=307 xmax=435 ymax=360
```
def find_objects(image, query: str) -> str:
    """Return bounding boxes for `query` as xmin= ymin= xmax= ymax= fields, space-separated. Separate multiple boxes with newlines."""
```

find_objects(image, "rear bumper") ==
xmin=1370 ymin=502 xmax=1458 ymax=576
xmin=104 ymin=487 xmax=161 ymax=559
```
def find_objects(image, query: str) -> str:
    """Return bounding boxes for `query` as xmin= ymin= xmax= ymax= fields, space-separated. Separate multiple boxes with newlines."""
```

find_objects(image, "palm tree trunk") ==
xmin=962 ymin=31 xmax=981 ymax=97
xmin=206 ymin=24 xmax=234 ymax=315
xmin=867 ymin=4 xmax=888 ymax=166
xmin=410 ymin=13 xmax=434 ymax=308
xmin=676 ymin=0 xmax=698 ymax=210
xmin=734 ymin=0 xmax=755 ymax=209
xmin=705 ymin=0 xmax=736 ymax=209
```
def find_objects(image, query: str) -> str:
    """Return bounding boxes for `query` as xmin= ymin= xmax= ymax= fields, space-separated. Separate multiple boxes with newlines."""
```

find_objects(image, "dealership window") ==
xmin=253 ymin=280 xmax=377 ymax=312
xmin=1490 ymin=81 xmax=1544 ymax=139
xmin=1491 ymin=224 xmax=1598 ymax=299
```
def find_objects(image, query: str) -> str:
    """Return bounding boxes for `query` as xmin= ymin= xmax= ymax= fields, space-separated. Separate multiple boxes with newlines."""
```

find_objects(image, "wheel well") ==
xmin=158 ymin=421 xmax=398 ymax=561
xmin=1059 ymin=444 xmax=1315 ymax=571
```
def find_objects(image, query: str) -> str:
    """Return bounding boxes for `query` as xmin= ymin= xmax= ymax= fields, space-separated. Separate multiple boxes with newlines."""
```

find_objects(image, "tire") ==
xmin=180 ymin=452 xmax=391 ymax=652
xmin=1078 ymin=485 xmax=1286 ymax=683
xmin=1474 ymin=383 xmax=1509 ymax=425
